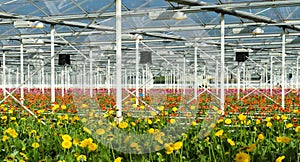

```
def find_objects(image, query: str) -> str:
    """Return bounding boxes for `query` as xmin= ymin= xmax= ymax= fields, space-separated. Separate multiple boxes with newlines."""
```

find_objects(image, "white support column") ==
xmin=2 ymin=52 xmax=5 ymax=96
xmin=142 ymin=67 xmax=145 ymax=96
xmin=50 ymin=25 xmax=55 ymax=103
xmin=67 ymin=66 xmax=70 ymax=90
xmin=27 ymin=64 xmax=30 ymax=92
xmin=173 ymin=68 xmax=176 ymax=92
xmin=243 ymin=62 xmax=246 ymax=91
xmin=89 ymin=50 xmax=93 ymax=97
xmin=16 ymin=68 xmax=19 ymax=88
xmin=297 ymin=56 xmax=299 ymax=95
xmin=135 ymin=37 xmax=140 ymax=105
xmin=265 ymin=63 xmax=268 ymax=91
xmin=177 ymin=64 xmax=180 ymax=92
xmin=183 ymin=55 xmax=186 ymax=95
xmin=215 ymin=63 xmax=219 ymax=95
xmin=115 ymin=0 xmax=122 ymax=122
xmin=226 ymin=67 xmax=229 ymax=91
xmin=203 ymin=65 xmax=206 ymax=88
xmin=61 ymin=70 xmax=64 ymax=97
xmin=20 ymin=43 xmax=24 ymax=103
xmin=107 ymin=57 xmax=111 ymax=94
xmin=41 ymin=60 xmax=45 ymax=94
xmin=270 ymin=56 xmax=273 ymax=95
xmin=282 ymin=29 xmax=286 ymax=109
xmin=83 ymin=63 xmax=86 ymax=94
xmin=220 ymin=13 xmax=225 ymax=114
xmin=8 ymin=69 xmax=11 ymax=90
xmin=194 ymin=46 xmax=198 ymax=99
xmin=237 ymin=66 xmax=240 ymax=99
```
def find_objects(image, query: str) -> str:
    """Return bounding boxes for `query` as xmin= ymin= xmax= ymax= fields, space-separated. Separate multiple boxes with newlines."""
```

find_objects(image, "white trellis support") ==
xmin=281 ymin=29 xmax=286 ymax=109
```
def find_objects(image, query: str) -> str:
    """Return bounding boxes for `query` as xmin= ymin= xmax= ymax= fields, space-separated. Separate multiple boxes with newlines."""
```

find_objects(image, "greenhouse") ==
xmin=0 ymin=0 xmax=299 ymax=161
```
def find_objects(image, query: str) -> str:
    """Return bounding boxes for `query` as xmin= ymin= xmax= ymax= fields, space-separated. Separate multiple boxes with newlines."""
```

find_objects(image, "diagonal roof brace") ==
xmin=167 ymin=0 xmax=300 ymax=32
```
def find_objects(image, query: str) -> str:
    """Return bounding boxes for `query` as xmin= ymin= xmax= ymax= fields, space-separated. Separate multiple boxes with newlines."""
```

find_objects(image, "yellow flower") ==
xmin=172 ymin=141 xmax=183 ymax=150
xmin=158 ymin=106 xmax=164 ymax=111
xmin=214 ymin=130 xmax=224 ymax=137
xmin=266 ymin=117 xmax=272 ymax=122
xmin=80 ymin=138 xmax=93 ymax=148
xmin=58 ymin=160 xmax=65 ymax=162
xmin=235 ymin=152 xmax=250 ymax=162
xmin=140 ymin=105 xmax=145 ymax=109
xmin=225 ymin=119 xmax=232 ymax=125
xmin=154 ymin=145 xmax=161 ymax=151
xmin=130 ymin=142 xmax=139 ymax=148
xmin=83 ymin=127 xmax=91 ymax=134
xmin=246 ymin=120 xmax=251 ymax=125
xmin=2 ymin=135 xmax=9 ymax=142
xmin=190 ymin=105 xmax=196 ymax=110
xmin=88 ymin=143 xmax=97 ymax=151
xmin=170 ymin=119 xmax=176 ymax=124
xmin=217 ymin=118 xmax=224 ymax=124
xmin=29 ymin=130 xmax=37 ymax=136
xmin=1 ymin=116 xmax=7 ymax=120
xmin=96 ymin=128 xmax=105 ymax=135
xmin=276 ymin=136 xmax=290 ymax=143
xmin=147 ymin=119 xmax=153 ymax=124
xmin=118 ymin=122 xmax=129 ymax=129
xmin=281 ymin=115 xmax=288 ymax=120
xmin=191 ymin=121 xmax=197 ymax=126
xmin=81 ymin=118 xmax=87 ymax=123
xmin=73 ymin=138 xmax=80 ymax=146
xmin=20 ymin=152 xmax=28 ymax=160
xmin=130 ymin=122 xmax=136 ymax=127
xmin=114 ymin=157 xmax=122 ymax=162
xmin=295 ymin=126 xmax=300 ymax=133
xmin=281 ymin=137 xmax=291 ymax=143
xmin=150 ymin=111 xmax=156 ymax=116
xmin=4 ymin=128 xmax=18 ymax=138
xmin=172 ymin=107 xmax=178 ymax=112
xmin=148 ymin=128 xmax=155 ymax=134
xmin=258 ymin=134 xmax=264 ymax=140
xmin=275 ymin=156 xmax=285 ymax=162
xmin=266 ymin=122 xmax=272 ymax=128
xmin=32 ymin=142 xmax=40 ymax=149
xmin=256 ymin=119 xmax=261 ymax=125
xmin=81 ymin=104 xmax=88 ymax=108
xmin=276 ymin=137 xmax=283 ymax=143
xmin=76 ymin=155 xmax=87 ymax=162
xmin=5 ymin=155 xmax=14 ymax=162
xmin=164 ymin=143 xmax=174 ymax=154
xmin=52 ymin=104 xmax=60 ymax=111
xmin=285 ymin=123 xmax=293 ymax=129
xmin=61 ymin=134 xmax=72 ymax=141
xmin=132 ymin=104 xmax=137 ymax=108
xmin=227 ymin=139 xmax=235 ymax=146
xmin=238 ymin=114 xmax=247 ymax=121
xmin=10 ymin=117 xmax=16 ymax=121
xmin=61 ymin=105 xmax=67 ymax=110
xmin=62 ymin=140 xmax=72 ymax=149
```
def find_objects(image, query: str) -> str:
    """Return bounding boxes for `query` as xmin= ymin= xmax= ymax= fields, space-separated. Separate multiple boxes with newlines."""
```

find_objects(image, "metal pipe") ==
xmin=282 ymin=29 xmax=286 ymax=109
xmin=51 ymin=25 xmax=55 ymax=103
xmin=220 ymin=13 xmax=225 ymax=114
xmin=20 ymin=43 xmax=24 ymax=103
xmin=115 ymin=0 xmax=123 ymax=122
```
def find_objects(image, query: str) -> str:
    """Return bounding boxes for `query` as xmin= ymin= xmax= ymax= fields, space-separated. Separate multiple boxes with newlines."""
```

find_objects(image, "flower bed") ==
xmin=0 ymin=89 xmax=299 ymax=162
